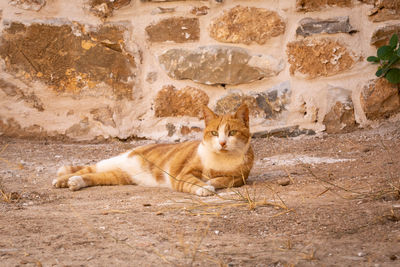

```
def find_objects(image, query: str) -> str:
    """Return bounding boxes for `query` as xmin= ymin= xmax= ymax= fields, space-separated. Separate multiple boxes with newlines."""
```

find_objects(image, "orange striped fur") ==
xmin=52 ymin=104 xmax=254 ymax=196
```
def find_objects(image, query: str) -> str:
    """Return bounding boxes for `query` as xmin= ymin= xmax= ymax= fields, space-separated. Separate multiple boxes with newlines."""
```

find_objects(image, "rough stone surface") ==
xmin=146 ymin=72 xmax=158 ymax=84
xmin=321 ymin=87 xmax=357 ymax=133
xmin=287 ymin=38 xmax=356 ymax=79
xmin=0 ymin=118 xmax=52 ymax=139
xmin=253 ymin=126 xmax=316 ymax=138
xmin=209 ymin=6 xmax=285 ymax=45
xmin=9 ymin=0 xmax=46 ymax=11
xmin=191 ymin=6 xmax=209 ymax=16
xmin=90 ymin=107 xmax=116 ymax=127
xmin=154 ymin=85 xmax=209 ymax=118
xmin=159 ymin=46 xmax=284 ymax=85
xmin=296 ymin=16 xmax=356 ymax=37
xmin=180 ymin=125 xmax=202 ymax=136
xmin=363 ymin=0 xmax=400 ymax=22
xmin=89 ymin=0 xmax=131 ymax=18
xmin=215 ymin=82 xmax=290 ymax=119
xmin=0 ymin=22 xmax=137 ymax=99
xmin=215 ymin=93 xmax=261 ymax=117
xmin=151 ymin=7 xmax=175 ymax=15
xmin=255 ymin=82 xmax=291 ymax=119
xmin=360 ymin=78 xmax=400 ymax=120
xmin=323 ymin=101 xmax=357 ymax=133
xmin=296 ymin=0 xmax=352 ymax=12
xmin=65 ymin=118 xmax=90 ymax=137
xmin=146 ymin=17 xmax=199 ymax=43
xmin=166 ymin=123 xmax=176 ymax=137
xmin=0 ymin=78 xmax=44 ymax=111
xmin=371 ymin=24 xmax=400 ymax=48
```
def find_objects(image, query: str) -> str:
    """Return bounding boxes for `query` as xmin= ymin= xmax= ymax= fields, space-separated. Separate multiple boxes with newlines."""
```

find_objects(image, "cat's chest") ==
xmin=197 ymin=144 xmax=244 ymax=173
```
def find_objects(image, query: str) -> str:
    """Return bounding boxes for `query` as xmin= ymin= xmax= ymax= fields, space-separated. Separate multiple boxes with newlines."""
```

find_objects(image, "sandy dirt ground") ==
xmin=1 ymin=120 xmax=400 ymax=267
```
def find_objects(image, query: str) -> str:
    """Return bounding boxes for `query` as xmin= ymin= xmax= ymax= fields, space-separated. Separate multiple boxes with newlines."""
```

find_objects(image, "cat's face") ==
xmin=202 ymin=104 xmax=251 ymax=154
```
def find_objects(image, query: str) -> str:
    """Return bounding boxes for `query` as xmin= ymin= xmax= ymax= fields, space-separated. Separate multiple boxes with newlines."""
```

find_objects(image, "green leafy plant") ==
xmin=367 ymin=33 xmax=400 ymax=84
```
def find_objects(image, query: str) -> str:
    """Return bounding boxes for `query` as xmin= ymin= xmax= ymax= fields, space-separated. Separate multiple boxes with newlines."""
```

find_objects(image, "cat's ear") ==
xmin=234 ymin=104 xmax=249 ymax=127
xmin=203 ymin=105 xmax=217 ymax=126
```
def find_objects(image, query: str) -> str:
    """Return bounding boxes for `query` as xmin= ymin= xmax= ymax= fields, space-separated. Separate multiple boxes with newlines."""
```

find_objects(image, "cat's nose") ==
xmin=219 ymin=140 xmax=226 ymax=147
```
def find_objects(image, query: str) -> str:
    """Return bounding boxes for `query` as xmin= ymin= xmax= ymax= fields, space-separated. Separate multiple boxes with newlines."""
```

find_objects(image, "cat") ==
xmin=52 ymin=104 xmax=254 ymax=196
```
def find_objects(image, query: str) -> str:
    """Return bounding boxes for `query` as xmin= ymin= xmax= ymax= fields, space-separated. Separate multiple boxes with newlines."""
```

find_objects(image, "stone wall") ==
xmin=0 ymin=0 xmax=399 ymax=140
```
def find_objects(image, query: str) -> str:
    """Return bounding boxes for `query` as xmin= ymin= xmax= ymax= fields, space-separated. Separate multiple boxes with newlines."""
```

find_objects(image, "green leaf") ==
xmin=389 ymin=34 xmax=399 ymax=48
xmin=388 ymin=55 xmax=400 ymax=66
xmin=377 ymin=45 xmax=394 ymax=60
xmin=397 ymin=48 xmax=400 ymax=57
xmin=385 ymin=68 xmax=400 ymax=84
xmin=367 ymin=56 xmax=379 ymax=62
xmin=376 ymin=68 xmax=385 ymax=77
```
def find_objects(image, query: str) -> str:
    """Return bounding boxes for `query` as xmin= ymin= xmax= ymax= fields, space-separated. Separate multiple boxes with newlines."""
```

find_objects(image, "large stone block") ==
xmin=323 ymin=101 xmax=356 ymax=133
xmin=146 ymin=17 xmax=199 ymax=43
xmin=89 ymin=0 xmax=131 ymax=18
xmin=362 ymin=0 xmax=400 ymax=22
xmin=296 ymin=0 xmax=352 ymax=12
xmin=9 ymin=0 xmax=46 ymax=11
xmin=322 ymin=87 xmax=356 ymax=133
xmin=371 ymin=24 xmax=400 ymax=48
xmin=154 ymin=85 xmax=209 ymax=118
xmin=287 ymin=38 xmax=356 ymax=79
xmin=215 ymin=92 xmax=261 ymax=117
xmin=255 ymin=82 xmax=291 ymax=119
xmin=215 ymin=82 xmax=291 ymax=119
xmin=0 ymin=22 xmax=137 ymax=99
xmin=159 ymin=46 xmax=284 ymax=85
xmin=209 ymin=5 xmax=285 ymax=45
xmin=296 ymin=16 xmax=356 ymax=37
xmin=360 ymin=78 xmax=400 ymax=120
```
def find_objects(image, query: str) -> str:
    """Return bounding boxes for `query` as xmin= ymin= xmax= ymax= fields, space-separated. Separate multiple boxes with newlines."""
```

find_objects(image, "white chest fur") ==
xmin=197 ymin=143 xmax=245 ymax=172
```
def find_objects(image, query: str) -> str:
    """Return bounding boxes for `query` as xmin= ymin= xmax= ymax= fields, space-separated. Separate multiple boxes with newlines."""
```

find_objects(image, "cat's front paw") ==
xmin=195 ymin=185 xmax=215 ymax=197
xmin=52 ymin=177 xmax=69 ymax=188
xmin=67 ymin=176 xmax=86 ymax=191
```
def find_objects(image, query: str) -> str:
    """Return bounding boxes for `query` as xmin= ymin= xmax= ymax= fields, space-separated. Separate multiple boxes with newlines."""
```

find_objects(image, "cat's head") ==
xmin=202 ymin=104 xmax=251 ymax=154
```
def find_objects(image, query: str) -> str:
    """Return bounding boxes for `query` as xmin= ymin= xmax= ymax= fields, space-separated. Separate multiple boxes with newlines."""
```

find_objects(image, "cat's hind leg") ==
xmin=63 ymin=170 xmax=132 ymax=191
xmin=53 ymin=165 xmax=96 ymax=188
xmin=56 ymin=165 xmax=88 ymax=176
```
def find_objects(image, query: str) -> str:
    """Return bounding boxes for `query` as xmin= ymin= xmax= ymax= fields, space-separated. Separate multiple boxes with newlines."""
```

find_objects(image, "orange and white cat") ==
xmin=52 ymin=104 xmax=254 ymax=196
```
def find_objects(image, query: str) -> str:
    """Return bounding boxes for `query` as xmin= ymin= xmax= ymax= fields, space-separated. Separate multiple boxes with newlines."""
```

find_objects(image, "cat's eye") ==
xmin=211 ymin=131 xmax=218 ymax=136
xmin=228 ymin=130 xmax=237 ymax=136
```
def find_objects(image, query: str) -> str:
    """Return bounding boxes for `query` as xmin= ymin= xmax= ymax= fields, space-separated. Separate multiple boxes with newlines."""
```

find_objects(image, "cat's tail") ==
xmin=56 ymin=165 xmax=91 ymax=177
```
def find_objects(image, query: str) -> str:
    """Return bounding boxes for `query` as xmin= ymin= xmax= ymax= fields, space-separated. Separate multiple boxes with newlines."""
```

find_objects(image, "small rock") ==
xmin=361 ymin=146 xmax=371 ymax=153
xmin=358 ymin=251 xmax=366 ymax=257
xmin=277 ymin=178 xmax=290 ymax=186
xmin=143 ymin=203 xmax=151 ymax=207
